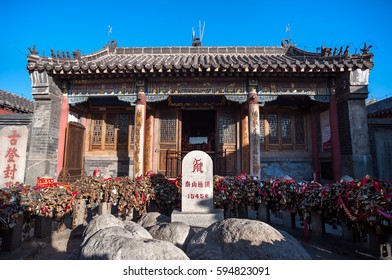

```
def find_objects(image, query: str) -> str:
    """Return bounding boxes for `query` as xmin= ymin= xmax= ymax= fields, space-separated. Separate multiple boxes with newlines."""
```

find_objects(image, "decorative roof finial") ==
xmin=338 ymin=46 xmax=343 ymax=56
xmin=285 ymin=23 xmax=292 ymax=44
xmin=344 ymin=45 xmax=349 ymax=56
xmin=192 ymin=20 xmax=205 ymax=47
xmin=321 ymin=45 xmax=332 ymax=57
xmin=108 ymin=40 xmax=117 ymax=53
xmin=73 ymin=50 xmax=81 ymax=60
xmin=28 ymin=45 xmax=38 ymax=55
xmin=360 ymin=43 xmax=372 ymax=54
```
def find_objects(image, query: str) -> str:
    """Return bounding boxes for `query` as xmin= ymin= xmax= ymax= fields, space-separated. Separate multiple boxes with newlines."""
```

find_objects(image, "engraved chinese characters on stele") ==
xmin=0 ymin=126 xmax=28 ymax=188
xmin=181 ymin=150 xmax=213 ymax=213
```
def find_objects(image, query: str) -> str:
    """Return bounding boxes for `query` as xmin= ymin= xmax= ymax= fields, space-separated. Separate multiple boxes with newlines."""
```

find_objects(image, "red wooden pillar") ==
xmin=56 ymin=94 xmax=69 ymax=177
xmin=248 ymin=93 xmax=260 ymax=178
xmin=310 ymin=111 xmax=320 ymax=182
xmin=144 ymin=111 xmax=154 ymax=174
xmin=241 ymin=102 xmax=250 ymax=174
xmin=134 ymin=92 xmax=146 ymax=177
xmin=329 ymin=94 xmax=342 ymax=181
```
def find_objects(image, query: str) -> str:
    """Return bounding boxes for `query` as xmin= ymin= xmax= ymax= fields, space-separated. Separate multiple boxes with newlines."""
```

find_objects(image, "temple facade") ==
xmin=24 ymin=40 xmax=374 ymax=185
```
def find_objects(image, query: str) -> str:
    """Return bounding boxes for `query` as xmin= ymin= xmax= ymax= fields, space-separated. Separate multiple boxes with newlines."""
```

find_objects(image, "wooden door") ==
xmin=157 ymin=110 xmax=180 ymax=177
xmin=60 ymin=122 xmax=85 ymax=182
xmin=216 ymin=110 xmax=238 ymax=176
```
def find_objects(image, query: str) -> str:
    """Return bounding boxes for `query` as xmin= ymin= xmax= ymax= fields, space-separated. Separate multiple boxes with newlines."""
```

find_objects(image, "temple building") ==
xmin=24 ymin=39 xmax=374 ymax=185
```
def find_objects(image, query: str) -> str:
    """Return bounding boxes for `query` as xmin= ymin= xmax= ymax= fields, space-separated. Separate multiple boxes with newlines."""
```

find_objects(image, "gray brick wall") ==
xmin=260 ymin=161 xmax=313 ymax=181
xmin=84 ymin=157 xmax=134 ymax=178
xmin=25 ymin=72 xmax=63 ymax=185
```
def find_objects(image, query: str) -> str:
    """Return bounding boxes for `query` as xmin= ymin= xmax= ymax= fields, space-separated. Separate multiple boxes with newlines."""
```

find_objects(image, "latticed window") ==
xmin=218 ymin=111 xmax=236 ymax=144
xmin=267 ymin=112 xmax=278 ymax=144
xmin=105 ymin=113 xmax=116 ymax=145
xmin=90 ymin=110 xmax=134 ymax=151
xmin=92 ymin=113 xmax=103 ymax=146
xmin=260 ymin=111 xmax=306 ymax=151
xmin=160 ymin=111 xmax=177 ymax=143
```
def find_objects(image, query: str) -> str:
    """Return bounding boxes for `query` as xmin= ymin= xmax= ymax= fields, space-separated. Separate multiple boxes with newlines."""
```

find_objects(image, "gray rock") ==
xmin=137 ymin=212 xmax=171 ymax=228
xmin=147 ymin=222 xmax=194 ymax=250
xmin=124 ymin=220 xmax=153 ymax=239
xmin=80 ymin=228 xmax=189 ymax=260
xmin=82 ymin=214 xmax=125 ymax=246
xmin=82 ymin=214 xmax=152 ymax=246
xmin=186 ymin=218 xmax=311 ymax=260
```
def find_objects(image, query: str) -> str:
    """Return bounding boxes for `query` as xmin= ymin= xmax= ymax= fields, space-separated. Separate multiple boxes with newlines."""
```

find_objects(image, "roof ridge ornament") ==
xmin=28 ymin=45 xmax=38 ymax=55
xmin=192 ymin=21 xmax=205 ymax=47
xmin=108 ymin=40 xmax=117 ymax=53
xmin=360 ymin=43 xmax=372 ymax=54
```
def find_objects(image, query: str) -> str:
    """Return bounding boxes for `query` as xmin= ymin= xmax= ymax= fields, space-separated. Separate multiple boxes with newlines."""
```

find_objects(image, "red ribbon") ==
xmin=375 ymin=207 xmax=392 ymax=220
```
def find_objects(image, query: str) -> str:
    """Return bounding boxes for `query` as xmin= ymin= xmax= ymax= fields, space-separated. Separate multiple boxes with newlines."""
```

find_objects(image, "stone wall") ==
xmin=260 ymin=160 xmax=313 ymax=181
xmin=84 ymin=156 xmax=134 ymax=178
xmin=335 ymin=72 xmax=373 ymax=178
xmin=368 ymin=118 xmax=392 ymax=179
xmin=25 ymin=72 xmax=63 ymax=185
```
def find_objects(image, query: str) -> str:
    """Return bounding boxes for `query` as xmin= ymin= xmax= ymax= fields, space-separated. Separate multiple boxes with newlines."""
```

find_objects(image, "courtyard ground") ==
xmin=0 ymin=218 xmax=380 ymax=260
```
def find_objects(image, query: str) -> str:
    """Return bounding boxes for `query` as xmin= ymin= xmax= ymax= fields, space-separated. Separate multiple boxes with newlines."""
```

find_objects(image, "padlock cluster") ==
xmin=213 ymin=174 xmax=392 ymax=235
xmin=1 ymin=173 xmax=391 ymax=237
xmin=0 ymin=182 xmax=77 ymax=231
xmin=0 ymin=184 xmax=25 ymax=231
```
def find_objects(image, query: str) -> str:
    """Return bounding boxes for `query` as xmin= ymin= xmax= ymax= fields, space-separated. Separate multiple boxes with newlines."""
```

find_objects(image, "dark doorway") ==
xmin=181 ymin=110 xmax=215 ymax=152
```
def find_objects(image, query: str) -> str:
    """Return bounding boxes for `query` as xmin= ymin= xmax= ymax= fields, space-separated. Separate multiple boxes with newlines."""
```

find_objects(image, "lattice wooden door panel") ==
xmin=216 ymin=110 xmax=237 ymax=176
xmin=158 ymin=110 xmax=180 ymax=177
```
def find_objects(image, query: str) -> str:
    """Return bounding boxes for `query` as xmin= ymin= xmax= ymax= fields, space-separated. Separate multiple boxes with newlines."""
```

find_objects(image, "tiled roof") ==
xmin=367 ymin=96 xmax=392 ymax=117
xmin=27 ymin=41 xmax=374 ymax=76
xmin=0 ymin=90 xmax=34 ymax=113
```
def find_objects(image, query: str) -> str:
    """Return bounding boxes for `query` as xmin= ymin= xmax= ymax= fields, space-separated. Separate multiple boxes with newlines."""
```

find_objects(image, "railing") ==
xmin=165 ymin=149 xmax=227 ymax=178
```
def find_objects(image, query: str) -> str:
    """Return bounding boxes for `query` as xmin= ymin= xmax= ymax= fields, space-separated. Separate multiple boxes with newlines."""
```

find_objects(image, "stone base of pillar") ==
xmin=310 ymin=210 xmax=325 ymax=235
xmin=171 ymin=209 xmax=224 ymax=228
xmin=341 ymin=224 xmax=355 ymax=241
xmin=34 ymin=216 xmax=52 ymax=239
xmin=72 ymin=199 xmax=86 ymax=229
xmin=282 ymin=211 xmax=294 ymax=229
xmin=147 ymin=200 xmax=158 ymax=212
xmin=257 ymin=204 xmax=270 ymax=223
xmin=267 ymin=210 xmax=295 ymax=228
xmin=1 ymin=216 xmax=23 ymax=252
xmin=124 ymin=208 xmax=134 ymax=221
xmin=238 ymin=202 xmax=248 ymax=218
xmin=98 ymin=202 xmax=112 ymax=215
xmin=368 ymin=231 xmax=392 ymax=259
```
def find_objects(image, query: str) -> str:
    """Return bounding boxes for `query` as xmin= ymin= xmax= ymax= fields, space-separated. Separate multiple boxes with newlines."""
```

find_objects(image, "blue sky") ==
xmin=0 ymin=0 xmax=391 ymax=101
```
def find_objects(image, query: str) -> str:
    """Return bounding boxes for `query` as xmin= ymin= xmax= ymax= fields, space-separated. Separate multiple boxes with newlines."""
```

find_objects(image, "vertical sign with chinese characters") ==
xmin=182 ymin=150 xmax=213 ymax=213
xmin=0 ymin=126 xmax=28 ymax=187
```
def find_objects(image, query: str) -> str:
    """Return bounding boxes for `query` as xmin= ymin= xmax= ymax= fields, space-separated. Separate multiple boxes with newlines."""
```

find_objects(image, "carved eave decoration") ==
xmin=27 ymin=41 xmax=374 ymax=77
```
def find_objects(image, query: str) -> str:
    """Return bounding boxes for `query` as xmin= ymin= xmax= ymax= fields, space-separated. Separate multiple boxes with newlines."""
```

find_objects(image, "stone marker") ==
xmin=171 ymin=150 xmax=223 ymax=227
xmin=0 ymin=126 xmax=28 ymax=187
xmin=34 ymin=216 xmax=52 ymax=239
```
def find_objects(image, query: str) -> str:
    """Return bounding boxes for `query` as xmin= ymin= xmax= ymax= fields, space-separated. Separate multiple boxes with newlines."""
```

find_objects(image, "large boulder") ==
xmin=137 ymin=212 xmax=171 ymax=228
xmin=147 ymin=222 xmax=194 ymax=251
xmin=186 ymin=218 xmax=311 ymax=260
xmin=80 ymin=228 xmax=189 ymax=260
xmin=124 ymin=220 xmax=153 ymax=239
xmin=82 ymin=214 xmax=151 ymax=246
